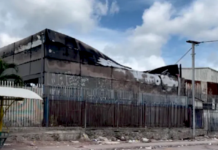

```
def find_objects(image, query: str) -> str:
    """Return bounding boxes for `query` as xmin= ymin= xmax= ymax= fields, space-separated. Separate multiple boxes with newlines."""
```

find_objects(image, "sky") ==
xmin=1 ymin=0 xmax=218 ymax=71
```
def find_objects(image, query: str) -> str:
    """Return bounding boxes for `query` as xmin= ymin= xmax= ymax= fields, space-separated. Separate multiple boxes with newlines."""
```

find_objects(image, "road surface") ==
xmin=2 ymin=145 xmax=218 ymax=150
xmin=2 ymin=140 xmax=218 ymax=150
xmin=155 ymin=145 xmax=218 ymax=150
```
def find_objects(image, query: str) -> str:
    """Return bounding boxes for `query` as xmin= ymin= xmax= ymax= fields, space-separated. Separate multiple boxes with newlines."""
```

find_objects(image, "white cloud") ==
xmin=110 ymin=1 xmax=120 ymax=14
xmin=0 ymin=34 xmax=20 ymax=47
xmin=0 ymin=0 xmax=118 ymax=37
xmin=94 ymin=0 xmax=109 ymax=16
xmin=102 ymin=0 xmax=218 ymax=70
xmin=1 ymin=0 xmax=218 ymax=71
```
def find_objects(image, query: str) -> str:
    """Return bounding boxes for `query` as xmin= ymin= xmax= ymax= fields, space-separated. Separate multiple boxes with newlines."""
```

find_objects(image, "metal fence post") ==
xmin=84 ymin=100 xmax=87 ymax=129
xmin=82 ymin=89 xmax=87 ymax=129
xmin=116 ymin=102 xmax=119 ymax=128
xmin=45 ymin=96 xmax=49 ymax=127
xmin=140 ymin=93 xmax=143 ymax=127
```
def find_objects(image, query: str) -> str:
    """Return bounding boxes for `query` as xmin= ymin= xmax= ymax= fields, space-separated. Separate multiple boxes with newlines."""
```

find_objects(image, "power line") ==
xmin=176 ymin=47 xmax=192 ymax=64
xmin=176 ymin=39 xmax=218 ymax=64
xmin=200 ymin=39 xmax=218 ymax=43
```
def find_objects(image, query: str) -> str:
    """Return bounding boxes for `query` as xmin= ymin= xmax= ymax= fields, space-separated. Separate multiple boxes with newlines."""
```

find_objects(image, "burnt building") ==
xmin=0 ymin=29 xmax=179 ymax=95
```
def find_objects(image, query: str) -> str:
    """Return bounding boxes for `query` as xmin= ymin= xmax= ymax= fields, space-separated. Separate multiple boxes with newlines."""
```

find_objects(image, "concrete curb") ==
xmin=6 ymin=127 xmax=207 ymax=142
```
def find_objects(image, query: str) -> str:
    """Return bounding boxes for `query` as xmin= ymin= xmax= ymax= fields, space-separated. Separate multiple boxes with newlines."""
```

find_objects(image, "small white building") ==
xmin=182 ymin=67 xmax=218 ymax=83
xmin=182 ymin=67 xmax=218 ymax=102
xmin=182 ymin=67 xmax=218 ymax=130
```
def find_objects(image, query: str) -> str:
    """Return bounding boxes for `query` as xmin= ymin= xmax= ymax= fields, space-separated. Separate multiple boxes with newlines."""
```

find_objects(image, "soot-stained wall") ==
xmin=0 ymin=29 xmax=179 ymax=95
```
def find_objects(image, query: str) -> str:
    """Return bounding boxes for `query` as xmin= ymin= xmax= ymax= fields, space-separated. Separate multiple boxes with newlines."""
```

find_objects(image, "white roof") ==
xmin=0 ymin=86 xmax=42 ymax=100
xmin=182 ymin=67 xmax=218 ymax=83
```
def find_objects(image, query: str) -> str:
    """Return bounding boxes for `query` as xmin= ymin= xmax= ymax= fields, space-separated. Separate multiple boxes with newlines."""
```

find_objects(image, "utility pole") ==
xmin=186 ymin=40 xmax=200 ymax=138
xmin=40 ymin=32 xmax=44 ymax=86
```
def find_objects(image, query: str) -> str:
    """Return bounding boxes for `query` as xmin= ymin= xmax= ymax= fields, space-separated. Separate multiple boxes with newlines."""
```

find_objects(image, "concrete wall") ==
xmin=44 ymin=59 xmax=178 ymax=95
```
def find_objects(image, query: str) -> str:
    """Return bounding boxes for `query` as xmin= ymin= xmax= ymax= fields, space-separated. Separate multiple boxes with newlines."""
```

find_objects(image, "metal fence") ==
xmin=0 ymin=81 xmax=43 ymax=127
xmin=0 ymin=82 xmax=190 ymax=128
xmin=205 ymin=110 xmax=218 ymax=132
xmin=45 ymin=86 xmax=188 ymax=128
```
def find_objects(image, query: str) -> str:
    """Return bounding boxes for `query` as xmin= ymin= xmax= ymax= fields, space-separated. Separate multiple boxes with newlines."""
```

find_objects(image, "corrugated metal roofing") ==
xmin=182 ymin=68 xmax=218 ymax=83
xmin=0 ymin=86 xmax=42 ymax=100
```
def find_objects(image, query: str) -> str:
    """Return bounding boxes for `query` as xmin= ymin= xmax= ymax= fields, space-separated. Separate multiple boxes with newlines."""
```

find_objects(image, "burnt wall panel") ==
xmin=17 ymin=63 xmax=30 ymax=77
xmin=65 ymin=36 xmax=79 ymax=50
xmin=0 ymin=43 xmax=14 ymax=58
xmin=30 ymin=60 xmax=42 ymax=74
xmin=81 ymin=76 xmax=97 ymax=89
xmin=14 ymin=51 xmax=31 ymax=65
xmin=112 ymin=68 xmax=126 ymax=81
xmin=32 ymin=33 xmax=43 ymax=48
xmin=45 ymin=59 xmax=80 ymax=75
xmin=77 ymin=41 xmax=99 ymax=65
xmin=46 ymin=29 xmax=65 ymax=44
xmin=31 ymin=46 xmax=43 ymax=61
xmin=81 ymin=64 xmax=111 ymax=79
xmin=3 ymin=55 xmax=13 ymax=64
xmin=139 ymin=83 xmax=162 ymax=94
xmin=96 ymin=78 xmax=111 ymax=89
xmin=112 ymin=80 xmax=138 ymax=91
xmin=14 ymin=36 xmax=32 ymax=54
xmin=126 ymin=70 xmax=138 ymax=82
xmin=45 ymin=73 xmax=80 ymax=87
xmin=65 ymin=74 xmax=80 ymax=87
xmin=45 ymin=42 xmax=80 ymax=62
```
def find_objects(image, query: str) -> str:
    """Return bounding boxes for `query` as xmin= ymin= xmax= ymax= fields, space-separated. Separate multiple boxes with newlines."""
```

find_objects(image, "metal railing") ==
xmin=0 ymin=82 xmax=190 ymax=128
xmin=46 ymin=86 xmax=188 ymax=128
xmin=0 ymin=81 xmax=43 ymax=127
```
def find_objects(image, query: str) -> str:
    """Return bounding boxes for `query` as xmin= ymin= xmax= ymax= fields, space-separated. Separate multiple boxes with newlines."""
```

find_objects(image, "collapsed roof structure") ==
xmin=0 ymin=29 xmax=179 ymax=95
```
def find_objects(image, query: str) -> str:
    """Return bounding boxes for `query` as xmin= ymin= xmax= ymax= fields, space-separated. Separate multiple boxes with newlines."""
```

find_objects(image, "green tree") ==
xmin=0 ymin=59 xmax=23 ymax=132
xmin=0 ymin=59 xmax=23 ymax=84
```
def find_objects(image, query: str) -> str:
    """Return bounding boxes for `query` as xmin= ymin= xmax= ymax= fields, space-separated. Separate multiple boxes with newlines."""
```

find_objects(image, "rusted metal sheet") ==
xmin=207 ymin=82 xmax=218 ymax=95
xmin=185 ymin=80 xmax=201 ymax=97
xmin=201 ymin=81 xmax=207 ymax=101
xmin=81 ymin=64 xmax=112 ymax=79
xmin=45 ymin=59 xmax=80 ymax=75
xmin=47 ymin=94 xmax=188 ymax=127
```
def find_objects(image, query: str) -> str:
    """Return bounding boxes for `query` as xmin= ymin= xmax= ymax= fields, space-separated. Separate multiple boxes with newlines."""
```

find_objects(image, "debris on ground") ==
xmin=141 ymin=138 xmax=150 ymax=143
xmin=80 ymin=133 xmax=90 ymax=141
